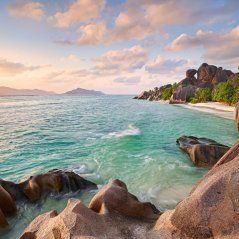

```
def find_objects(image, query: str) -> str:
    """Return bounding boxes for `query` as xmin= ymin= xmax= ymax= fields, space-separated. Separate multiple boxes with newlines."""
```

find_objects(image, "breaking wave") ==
xmin=105 ymin=124 xmax=141 ymax=138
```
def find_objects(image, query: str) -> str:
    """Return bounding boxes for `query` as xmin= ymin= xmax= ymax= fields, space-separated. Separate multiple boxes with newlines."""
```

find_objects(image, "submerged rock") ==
xmin=0 ymin=169 xmax=97 ymax=229
xmin=177 ymin=136 xmax=229 ymax=168
xmin=0 ymin=169 xmax=97 ymax=203
xmin=151 ymin=139 xmax=239 ymax=239
xmin=19 ymin=142 xmax=239 ymax=238
xmin=20 ymin=179 xmax=161 ymax=239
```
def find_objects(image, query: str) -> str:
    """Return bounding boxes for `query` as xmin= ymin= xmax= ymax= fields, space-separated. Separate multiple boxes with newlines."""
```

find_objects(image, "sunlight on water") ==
xmin=0 ymin=95 xmax=238 ymax=238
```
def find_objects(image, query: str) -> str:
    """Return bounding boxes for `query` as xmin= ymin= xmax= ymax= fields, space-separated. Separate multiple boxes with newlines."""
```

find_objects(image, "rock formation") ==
xmin=170 ymin=85 xmax=197 ymax=104
xmin=20 ymin=179 xmax=161 ymax=239
xmin=0 ymin=185 xmax=17 ymax=229
xmin=0 ymin=208 xmax=8 ymax=229
xmin=0 ymin=169 xmax=97 ymax=229
xmin=198 ymin=63 xmax=233 ymax=85
xmin=177 ymin=136 xmax=230 ymax=168
xmin=134 ymin=63 xmax=235 ymax=104
xmin=20 ymin=140 xmax=239 ymax=239
xmin=134 ymin=84 xmax=173 ymax=101
xmin=170 ymin=63 xmax=234 ymax=103
xmin=150 ymin=139 xmax=239 ymax=239
xmin=89 ymin=179 xmax=160 ymax=221
xmin=135 ymin=91 xmax=151 ymax=100
xmin=235 ymin=102 xmax=239 ymax=131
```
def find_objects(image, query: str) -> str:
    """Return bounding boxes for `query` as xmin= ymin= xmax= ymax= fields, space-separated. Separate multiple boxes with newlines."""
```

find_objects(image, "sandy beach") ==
xmin=177 ymin=102 xmax=235 ymax=120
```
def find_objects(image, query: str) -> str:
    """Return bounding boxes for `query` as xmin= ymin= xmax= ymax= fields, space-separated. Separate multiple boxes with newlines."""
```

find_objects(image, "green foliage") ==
xmin=186 ymin=95 xmax=194 ymax=102
xmin=232 ymin=87 xmax=239 ymax=103
xmin=172 ymin=83 xmax=178 ymax=92
xmin=149 ymin=82 xmax=179 ymax=101
xmin=212 ymin=80 xmax=238 ymax=104
xmin=160 ymin=83 xmax=179 ymax=100
xmin=189 ymin=88 xmax=212 ymax=103
xmin=161 ymin=87 xmax=173 ymax=100
xmin=187 ymin=75 xmax=239 ymax=105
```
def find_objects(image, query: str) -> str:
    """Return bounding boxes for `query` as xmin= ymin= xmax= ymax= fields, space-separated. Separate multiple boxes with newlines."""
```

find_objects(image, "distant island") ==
xmin=64 ymin=88 xmax=104 ymax=96
xmin=0 ymin=87 xmax=105 ymax=97
xmin=0 ymin=86 xmax=56 ymax=96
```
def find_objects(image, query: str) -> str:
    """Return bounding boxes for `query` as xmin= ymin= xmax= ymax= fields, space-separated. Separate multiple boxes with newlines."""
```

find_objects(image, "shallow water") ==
xmin=0 ymin=95 xmax=238 ymax=238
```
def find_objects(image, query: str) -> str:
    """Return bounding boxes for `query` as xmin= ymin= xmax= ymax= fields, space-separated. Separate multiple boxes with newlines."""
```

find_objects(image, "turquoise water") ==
xmin=0 ymin=95 xmax=238 ymax=238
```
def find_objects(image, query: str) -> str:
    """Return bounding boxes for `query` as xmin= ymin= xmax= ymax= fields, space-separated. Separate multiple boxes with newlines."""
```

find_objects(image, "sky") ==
xmin=0 ymin=0 xmax=239 ymax=94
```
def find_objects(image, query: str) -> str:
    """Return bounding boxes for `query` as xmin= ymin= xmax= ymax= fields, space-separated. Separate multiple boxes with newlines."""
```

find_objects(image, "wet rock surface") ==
xmin=235 ymin=101 xmax=239 ymax=131
xmin=0 ymin=169 xmax=97 ymax=229
xmin=177 ymin=136 xmax=230 ymax=168
xmin=20 ymin=142 xmax=239 ymax=239
xmin=19 ymin=141 xmax=239 ymax=239
xmin=20 ymin=179 xmax=161 ymax=239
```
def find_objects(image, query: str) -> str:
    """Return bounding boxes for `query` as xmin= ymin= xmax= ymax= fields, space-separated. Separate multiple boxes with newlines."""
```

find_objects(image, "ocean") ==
xmin=0 ymin=95 xmax=238 ymax=238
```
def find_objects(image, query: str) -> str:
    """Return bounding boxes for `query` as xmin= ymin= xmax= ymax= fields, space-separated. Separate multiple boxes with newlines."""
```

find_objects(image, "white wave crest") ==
xmin=105 ymin=124 xmax=141 ymax=138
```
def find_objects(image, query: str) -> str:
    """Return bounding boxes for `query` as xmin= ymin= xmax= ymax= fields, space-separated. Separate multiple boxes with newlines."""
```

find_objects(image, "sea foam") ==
xmin=105 ymin=124 xmax=141 ymax=138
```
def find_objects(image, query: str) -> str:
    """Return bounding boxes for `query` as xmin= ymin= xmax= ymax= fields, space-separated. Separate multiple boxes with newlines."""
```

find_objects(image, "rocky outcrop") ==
xmin=235 ymin=102 xmax=239 ymax=131
xmin=170 ymin=63 xmax=234 ymax=104
xmin=133 ymin=84 xmax=173 ymax=101
xmin=169 ymin=68 xmax=198 ymax=103
xmin=198 ymin=63 xmax=234 ymax=85
xmin=89 ymin=179 xmax=160 ymax=220
xmin=20 ymin=141 xmax=239 ymax=239
xmin=0 ymin=185 xmax=17 ymax=229
xmin=0 ymin=209 xmax=8 ymax=229
xmin=20 ymin=179 xmax=161 ymax=239
xmin=151 ymin=139 xmax=239 ymax=239
xmin=0 ymin=169 xmax=96 ymax=229
xmin=0 ymin=185 xmax=17 ymax=215
xmin=170 ymin=85 xmax=197 ymax=104
xmin=135 ymin=63 xmax=235 ymax=104
xmin=177 ymin=136 xmax=230 ymax=168
xmin=134 ymin=91 xmax=151 ymax=100
xmin=186 ymin=69 xmax=197 ymax=78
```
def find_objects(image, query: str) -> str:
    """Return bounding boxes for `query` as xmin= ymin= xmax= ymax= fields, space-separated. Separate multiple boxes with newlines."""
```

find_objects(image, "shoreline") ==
xmin=176 ymin=101 xmax=235 ymax=120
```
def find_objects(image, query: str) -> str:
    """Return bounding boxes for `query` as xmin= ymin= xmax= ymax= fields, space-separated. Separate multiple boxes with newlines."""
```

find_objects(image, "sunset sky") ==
xmin=0 ymin=0 xmax=239 ymax=94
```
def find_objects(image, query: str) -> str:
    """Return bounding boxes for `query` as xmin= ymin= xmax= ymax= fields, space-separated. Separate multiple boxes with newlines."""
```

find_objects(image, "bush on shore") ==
xmin=188 ymin=88 xmax=212 ymax=103
xmin=212 ymin=76 xmax=239 ymax=104
xmin=186 ymin=75 xmax=239 ymax=105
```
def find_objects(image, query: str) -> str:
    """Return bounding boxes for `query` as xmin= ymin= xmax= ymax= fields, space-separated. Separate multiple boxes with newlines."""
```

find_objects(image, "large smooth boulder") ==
xmin=19 ymin=169 xmax=97 ymax=202
xmin=177 ymin=136 xmax=229 ymax=168
xmin=197 ymin=63 xmax=217 ymax=82
xmin=89 ymin=179 xmax=160 ymax=220
xmin=0 ymin=169 xmax=97 ymax=203
xmin=186 ymin=69 xmax=197 ymax=78
xmin=212 ymin=67 xmax=233 ymax=85
xmin=151 ymin=140 xmax=239 ymax=239
xmin=0 ymin=169 xmax=97 ymax=230
xmin=135 ymin=91 xmax=151 ymax=100
xmin=179 ymin=77 xmax=198 ymax=87
xmin=20 ymin=179 xmax=161 ymax=239
xmin=0 ymin=185 xmax=16 ymax=216
xmin=170 ymin=85 xmax=197 ymax=104
xmin=197 ymin=63 xmax=233 ymax=85
xmin=0 ymin=185 xmax=17 ymax=229
xmin=235 ymin=102 xmax=239 ymax=131
xmin=0 ymin=209 xmax=8 ymax=229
